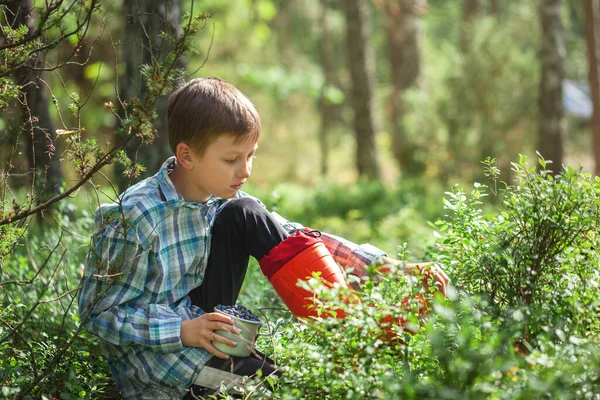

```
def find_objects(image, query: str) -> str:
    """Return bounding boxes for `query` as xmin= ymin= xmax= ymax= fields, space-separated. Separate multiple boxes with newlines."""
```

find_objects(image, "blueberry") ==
xmin=215 ymin=304 xmax=260 ymax=322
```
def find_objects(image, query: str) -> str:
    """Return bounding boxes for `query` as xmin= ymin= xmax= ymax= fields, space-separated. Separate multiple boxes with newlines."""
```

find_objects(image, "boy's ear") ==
xmin=176 ymin=143 xmax=195 ymax=170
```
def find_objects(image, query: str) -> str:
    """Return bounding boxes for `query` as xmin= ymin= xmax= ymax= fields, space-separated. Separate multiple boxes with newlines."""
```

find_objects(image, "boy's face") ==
xmin=187 ymin=134 xmax=258 ymax=202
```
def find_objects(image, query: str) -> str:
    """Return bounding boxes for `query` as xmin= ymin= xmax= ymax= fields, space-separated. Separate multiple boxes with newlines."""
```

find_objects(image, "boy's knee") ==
xmin=217 ymin=197 xmax=266 ymax=222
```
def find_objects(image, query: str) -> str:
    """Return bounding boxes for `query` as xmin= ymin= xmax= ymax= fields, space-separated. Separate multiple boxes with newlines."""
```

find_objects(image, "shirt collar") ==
xmin=157 ymin=157 xmax=220 ymax=209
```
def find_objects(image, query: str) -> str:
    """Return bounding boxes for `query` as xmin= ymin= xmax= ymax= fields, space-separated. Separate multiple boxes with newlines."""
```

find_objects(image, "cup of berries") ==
xmin=212 ymin=304 xmax=263 ymax=357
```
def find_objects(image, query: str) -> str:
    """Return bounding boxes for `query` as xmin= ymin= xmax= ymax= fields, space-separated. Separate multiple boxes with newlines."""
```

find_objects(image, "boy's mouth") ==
xmin=230 ymin=182 xmax=244 ymax=190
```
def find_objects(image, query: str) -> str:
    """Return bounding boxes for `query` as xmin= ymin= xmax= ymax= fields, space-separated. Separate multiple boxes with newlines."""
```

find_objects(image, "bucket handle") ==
xmin=292 ymin=228 xmax=322 ymax=238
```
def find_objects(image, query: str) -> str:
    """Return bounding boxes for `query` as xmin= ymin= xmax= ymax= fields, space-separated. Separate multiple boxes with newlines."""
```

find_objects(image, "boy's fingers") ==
xmin=209 ymin=331 xmax=238 ymax=349
xmin=212 ymin=321 xmax=241 ymax=335
xmin=207 ymin=312 xmax=234 ymax=325
xmin=435 ymin=265 xmax=451 ymax=284
xmin=405 ymin=262 xmax=451 ymax=296
xmin=434 ymin=276 xmax=447 ymax=296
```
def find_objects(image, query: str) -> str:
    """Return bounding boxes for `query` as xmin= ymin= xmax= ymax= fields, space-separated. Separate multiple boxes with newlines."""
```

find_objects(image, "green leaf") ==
xmin=538 ymin=157 xmax=546 ymax=168
xmin=519 ymin=154 xmax=527 ymax=166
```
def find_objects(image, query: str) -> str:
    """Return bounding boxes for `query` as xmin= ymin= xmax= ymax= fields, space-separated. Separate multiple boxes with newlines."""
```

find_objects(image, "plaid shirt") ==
xmin=77 ymin=157 xmax=385 ymax=399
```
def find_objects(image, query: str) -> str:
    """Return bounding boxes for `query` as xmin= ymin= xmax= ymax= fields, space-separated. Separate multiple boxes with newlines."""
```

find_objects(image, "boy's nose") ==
xmin=237 ymin=160 xmax=251 ymax=178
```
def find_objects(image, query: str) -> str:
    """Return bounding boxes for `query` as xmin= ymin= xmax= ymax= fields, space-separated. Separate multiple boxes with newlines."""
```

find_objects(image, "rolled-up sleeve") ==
xmin=270 ymin=211 xmax=386 ymax=282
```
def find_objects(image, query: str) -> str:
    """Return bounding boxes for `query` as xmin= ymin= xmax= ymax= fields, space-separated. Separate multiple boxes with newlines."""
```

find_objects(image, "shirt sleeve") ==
xmin=269 ymin=211 xmax=387 ymax=284
xmin=77 ymin=207 xmax=184 ymax=354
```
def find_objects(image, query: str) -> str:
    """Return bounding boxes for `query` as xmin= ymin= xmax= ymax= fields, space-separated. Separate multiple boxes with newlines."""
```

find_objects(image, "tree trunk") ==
xmin=460 ymin=0 xmax=482 ymax=52
xmin=7 ymin=0 xmax=64 ymax=198
xmin=490 ymin=0 xmax=500 ymax=17
xmin=584 ymin=0 xmax=600 ymax=176
xmin=538 ymin=0 xmax=565 ymax=174
xmin=274 ymin=0 xmax=294 ymax=69
xmin=383 ymin=0 xmax=425 ymax=177
xmin=317 ymin=2 xmax=335 ymax=176
xmin=115 ymin=0 xmax=186 ymax=191
xmin=343 ymin=0 xmax=380 ymax=180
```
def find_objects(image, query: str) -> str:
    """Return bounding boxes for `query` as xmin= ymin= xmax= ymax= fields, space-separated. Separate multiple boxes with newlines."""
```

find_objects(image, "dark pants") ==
xmin=189 ymin=197 xmax=288 ymax=311
xmin=187 ymin=197 xmax=287 ymax=396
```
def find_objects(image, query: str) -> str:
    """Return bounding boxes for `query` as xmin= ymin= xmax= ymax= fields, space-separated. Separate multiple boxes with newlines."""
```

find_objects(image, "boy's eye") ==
xmin=224 ymin=153 xmax=256 ymax=163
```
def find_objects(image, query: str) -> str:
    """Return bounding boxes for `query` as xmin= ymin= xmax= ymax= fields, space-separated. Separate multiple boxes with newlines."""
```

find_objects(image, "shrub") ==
xmin=431 ymin=155 xmax=600 ymax=343
xmin=248 ymin=269 xmax=599 ymax=399
xmin=234 ymin=155 xmax=600 ymax=399
xmin=0 ymin=204 xmax=111 ymax=399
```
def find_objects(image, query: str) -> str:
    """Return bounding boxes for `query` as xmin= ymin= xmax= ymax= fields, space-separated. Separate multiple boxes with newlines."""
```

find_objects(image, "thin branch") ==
xmin=0 ymin=133 xmax=135 ymax=227
xmin=1 ymin=248 xmax=67 ymax=342
xmin=0 ymin=234 xmax=61 ymax=287
xmin=188 ymin=20 xmax=214 ymax=77
xmin=40 ymin=286 xmax=80 ymax=303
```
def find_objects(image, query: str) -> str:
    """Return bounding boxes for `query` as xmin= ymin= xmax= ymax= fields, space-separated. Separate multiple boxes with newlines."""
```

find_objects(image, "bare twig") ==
xmin=39 ymin=286 xmax=80 ymax=304
xmin=1 ymin=234 xmax=62 ymax=287
xmin=0 ymin=135 xmax=134 ymax=227
xmin=1 ymin=248 xmax=67 ymax=342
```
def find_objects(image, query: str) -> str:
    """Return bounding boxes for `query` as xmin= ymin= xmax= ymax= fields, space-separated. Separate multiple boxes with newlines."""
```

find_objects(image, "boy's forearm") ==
xmin=319 ymin=231 xmax=386 ymax=266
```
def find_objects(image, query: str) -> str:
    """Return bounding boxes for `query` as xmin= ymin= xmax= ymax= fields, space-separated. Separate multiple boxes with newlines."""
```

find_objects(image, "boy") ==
xmin=78 ymin=78 xmax=449 ymax=399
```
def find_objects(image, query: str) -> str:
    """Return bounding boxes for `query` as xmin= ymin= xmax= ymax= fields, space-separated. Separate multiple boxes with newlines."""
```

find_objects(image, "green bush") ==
xmin=431 ymin=156 xmax=600 ymax=342
xmin=0 ymin=203 xmax=110 ymax=399
xmin=242 ymin=270 xmax=598 ymax=399
xmin=233 ymin=156 xmax=600 ymax=399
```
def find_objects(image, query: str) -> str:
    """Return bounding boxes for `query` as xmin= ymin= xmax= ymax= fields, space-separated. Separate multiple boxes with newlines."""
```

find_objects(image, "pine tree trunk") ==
xmin=317 ymin=2 xmax=335 ymax=176
xmin=384 ymin=0 xmax=425 ymax=177
xmin=7 ymin=0 xmax=64 ymax=198
xmin=584 ymin=0 xmax=600 ymax=176
xmin=274 ymin=0 xmax=294 ymax=68
xmin=538 ymin=0 xmax=565 ymax=174
xmin=344 ymin=0 xmax=380 ymax=180
xmin=460 ymin=0 xmax=481 ymax=52
xmin=116 ymin=0 xmax=186 ymax=191
xmin=490 ymin=0 xmax=500 ymax=17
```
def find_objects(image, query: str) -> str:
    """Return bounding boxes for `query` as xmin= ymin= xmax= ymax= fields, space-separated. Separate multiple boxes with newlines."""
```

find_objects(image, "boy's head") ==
xmin=167 ymin=77 xmax=261 ymax=157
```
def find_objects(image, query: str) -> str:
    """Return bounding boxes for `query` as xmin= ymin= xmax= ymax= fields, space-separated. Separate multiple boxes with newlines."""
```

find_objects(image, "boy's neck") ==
xmin=168 ymin=163 xmax=210 ymax=204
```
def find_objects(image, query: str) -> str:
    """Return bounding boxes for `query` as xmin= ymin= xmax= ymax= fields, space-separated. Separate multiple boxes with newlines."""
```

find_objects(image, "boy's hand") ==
xmin=378 ymin=257 xmax=451 ymax=297
xmin=404 ymin=262 xmax=451 ymax=297
xmin=180 ymin=312 xmax=241 ymax=359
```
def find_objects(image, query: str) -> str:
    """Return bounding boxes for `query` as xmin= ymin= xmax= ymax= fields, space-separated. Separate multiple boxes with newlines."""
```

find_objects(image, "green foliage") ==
xmin=237 ymin=63 xmax=324 ymax=101
xmin=240 ymin=269 xmax=599 ymax=399
xmin=0 ymin=24 xmax=36 ymax=77
xmin=0 ymin=205 xmax=111 ymax=399
xmin=232 ymin=156 xmax=600 ymax=399
xmin=432 ymin=156 xmax=600 ymax=341
xmin=0 ymin=24 xmax=34 ymax=109
xmin=0 ymin=224 xmax=26 ymax=260
xmin=0 ymin=78 xmax=20 ymax=110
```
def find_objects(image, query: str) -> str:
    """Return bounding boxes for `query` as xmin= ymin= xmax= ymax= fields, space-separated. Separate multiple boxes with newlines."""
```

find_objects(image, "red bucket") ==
xmin=268 ymin=241 xmax=349 ymax=318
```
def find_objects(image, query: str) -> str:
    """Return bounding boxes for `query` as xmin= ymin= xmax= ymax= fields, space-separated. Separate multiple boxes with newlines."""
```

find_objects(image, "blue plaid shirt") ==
xmin=78 ymin=157 xmax=385 ymax=399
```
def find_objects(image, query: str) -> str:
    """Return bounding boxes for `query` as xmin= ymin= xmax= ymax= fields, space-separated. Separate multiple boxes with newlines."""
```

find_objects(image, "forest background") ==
xmin=0 ymin=0 xmax=599 ymax=399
